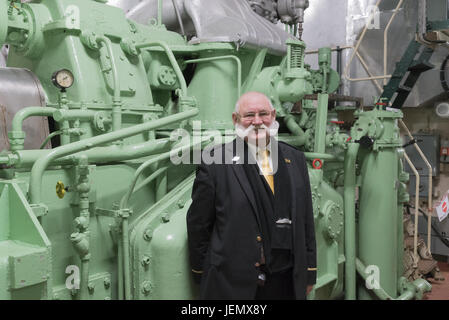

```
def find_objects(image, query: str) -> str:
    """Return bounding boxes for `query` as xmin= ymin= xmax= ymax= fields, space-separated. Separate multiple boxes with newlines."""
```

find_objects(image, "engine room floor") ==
xmin=423 ymin=261 xmax=449 ymax=300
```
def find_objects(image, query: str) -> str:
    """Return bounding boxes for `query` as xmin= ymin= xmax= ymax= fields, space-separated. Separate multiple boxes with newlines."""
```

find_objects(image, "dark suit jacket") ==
xmin=186 ymin=138 xmax=316 ymax=300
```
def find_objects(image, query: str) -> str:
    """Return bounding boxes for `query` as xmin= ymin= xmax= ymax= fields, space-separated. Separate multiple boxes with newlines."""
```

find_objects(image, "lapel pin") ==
xmin=285 ymin=158 xmax=291 ymax=164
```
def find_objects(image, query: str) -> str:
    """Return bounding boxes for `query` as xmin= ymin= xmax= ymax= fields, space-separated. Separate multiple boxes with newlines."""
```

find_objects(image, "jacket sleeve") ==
xmin=186 ymin=162 xmax=216 ymax=283
xmin=301 ymin=153 xmax=317 ymax=285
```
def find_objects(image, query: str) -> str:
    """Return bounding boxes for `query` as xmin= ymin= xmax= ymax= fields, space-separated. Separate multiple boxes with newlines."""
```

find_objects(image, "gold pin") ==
xmin=285 ymin=158 xmax=291 ymax=164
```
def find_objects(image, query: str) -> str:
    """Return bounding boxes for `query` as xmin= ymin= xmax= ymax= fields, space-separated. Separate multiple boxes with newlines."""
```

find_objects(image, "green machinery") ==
xmin=0 ymin=0 xmax=431 ymax=299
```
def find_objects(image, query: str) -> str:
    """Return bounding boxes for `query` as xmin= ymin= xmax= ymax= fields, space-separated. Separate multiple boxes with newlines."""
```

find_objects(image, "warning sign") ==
xmin=436 ymin=194 xmax=449 ymax=222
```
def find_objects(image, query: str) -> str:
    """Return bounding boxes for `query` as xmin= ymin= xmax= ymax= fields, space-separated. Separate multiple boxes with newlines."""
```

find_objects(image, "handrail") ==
xmin=399 ymin=119 xmax=433 ymax=254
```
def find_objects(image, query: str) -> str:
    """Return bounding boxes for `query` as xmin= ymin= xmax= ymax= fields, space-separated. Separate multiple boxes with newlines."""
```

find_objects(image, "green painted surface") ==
xmin=0 ymin=0 xmax=430 ymax=300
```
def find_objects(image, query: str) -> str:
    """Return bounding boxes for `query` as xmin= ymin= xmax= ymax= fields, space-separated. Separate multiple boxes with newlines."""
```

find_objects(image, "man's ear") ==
xmin=232 ymin=112 xmax=238 ymax=125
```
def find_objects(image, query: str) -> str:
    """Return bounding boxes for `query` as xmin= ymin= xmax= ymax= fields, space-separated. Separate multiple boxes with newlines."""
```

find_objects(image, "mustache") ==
xmin=235 ymin=121 xmax=279 ymax=139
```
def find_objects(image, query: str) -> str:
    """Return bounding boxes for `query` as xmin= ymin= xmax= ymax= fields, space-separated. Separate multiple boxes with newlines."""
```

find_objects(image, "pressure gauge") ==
xmin=51 ymin=69 xmax=74 ymax=90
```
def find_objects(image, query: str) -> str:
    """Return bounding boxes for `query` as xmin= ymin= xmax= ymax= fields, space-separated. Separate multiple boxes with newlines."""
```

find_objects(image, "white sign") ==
xmin=436 ymin=194 xmax=449 ymax=222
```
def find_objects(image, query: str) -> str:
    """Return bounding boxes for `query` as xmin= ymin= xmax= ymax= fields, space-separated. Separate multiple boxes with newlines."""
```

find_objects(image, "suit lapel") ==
xmin=225 ymin=139 xmax=261 ymax=228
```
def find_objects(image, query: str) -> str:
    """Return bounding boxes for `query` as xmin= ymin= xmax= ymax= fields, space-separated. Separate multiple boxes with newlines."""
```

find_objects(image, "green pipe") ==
xmin=9 ymin=107 xmax=58 ymax=151
xmin=39 ymin=130 xmax=63 ymax=149
xmin=277 ymin=135 xmax=305 ymax=147
xmin=52 ymin=110 xmax=98 ymax=122
xmin=96 ymin=36 xmax=122 ymax=131
xmin=134 ymin=167 xmax=168 ymax=194
xmin=157 ymin=0 xmax=163 ymax=25
xmin=304 ymin=152 xmax=343 ymax=162
xmin=283 ymin=115 xmax=307 ymax=147
xmin=122 ymin=213 xmax=131 ymax=299
xmin=343 ymin=143 xmax=360 ymax=300
xmin=15 ymin=138 xmax=172 ymax=167
xmin=11 ymin=107 xmax=57 ymax=133
xmin=136 ymin=41 xmax=188 ymax=96
xmin=58 ymin=92 xmax=71 ymax=145
xmin=80 ymin=259 xmax=90 ymax=299
xmin=117 ymin=232 xmax=124 ymax=300
xmin=29 ymin=108 xmax=198 ymax=204
xmin=184 ymin=56 xmax=242 ymax=98
xmin=355 ymin=258 xmax=430 ymax=300
xmin=314 ymin=93 xmax=329 ymax=154
xmin=119 ymin=137 xmax=208 ymax=210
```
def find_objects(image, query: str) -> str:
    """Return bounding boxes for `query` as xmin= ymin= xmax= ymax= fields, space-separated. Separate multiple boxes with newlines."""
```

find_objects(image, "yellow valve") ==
xmin=56 ymin=181 xmax=67 ymax=199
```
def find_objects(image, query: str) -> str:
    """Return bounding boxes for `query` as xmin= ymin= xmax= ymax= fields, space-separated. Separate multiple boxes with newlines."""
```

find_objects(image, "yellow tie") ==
xmin=260 ymin=150 xmax=274 ymax=194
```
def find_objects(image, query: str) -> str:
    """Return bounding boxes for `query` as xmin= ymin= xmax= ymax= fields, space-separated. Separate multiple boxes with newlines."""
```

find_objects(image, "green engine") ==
xmin=0 ymin=0 xmax=431 ymax=300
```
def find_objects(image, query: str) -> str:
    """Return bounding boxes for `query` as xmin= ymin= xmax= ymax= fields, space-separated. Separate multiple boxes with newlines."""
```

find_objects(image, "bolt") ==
xmin=104 ymin=278 xmax=111 ymax=289
xmin=141 ymin=256 xmax=151 ymax=266
xmin=141 ymin=281 xmax=152 ymax=295
xmin=143 ymin=228 xmax=153 ymax=241
xmin=161 ymin=213 xmax=170 ymax=223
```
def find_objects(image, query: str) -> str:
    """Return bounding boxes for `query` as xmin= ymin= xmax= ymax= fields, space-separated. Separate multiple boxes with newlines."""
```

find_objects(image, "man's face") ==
xmin=232 ymin=94 xmax=276 ymax=145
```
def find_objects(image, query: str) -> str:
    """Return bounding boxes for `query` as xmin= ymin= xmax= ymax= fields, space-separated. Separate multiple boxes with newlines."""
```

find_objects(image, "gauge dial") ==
xmin=51 ymin=69 xmax=74 ymax=90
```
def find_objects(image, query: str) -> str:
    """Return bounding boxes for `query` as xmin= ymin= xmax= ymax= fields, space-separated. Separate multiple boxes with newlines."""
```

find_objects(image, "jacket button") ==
xmin=256 ymin=236 xmax=262 ymax=242
xmin=255 ymin=262 xmax=260 ymax=267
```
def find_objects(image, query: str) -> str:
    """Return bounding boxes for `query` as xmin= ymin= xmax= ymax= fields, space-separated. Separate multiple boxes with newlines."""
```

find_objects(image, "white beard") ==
xmin=234 ymin=121 xmax=279 ymax=142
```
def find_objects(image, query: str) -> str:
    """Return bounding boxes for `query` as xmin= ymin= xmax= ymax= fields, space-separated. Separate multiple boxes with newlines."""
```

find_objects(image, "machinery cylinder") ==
xmin=357 ymin=111 xmax=402 ymax=299
xmin=0 ymin=67 xmax=48 ymax=151
xmin=187 ymin=52 xmax=240 ymax=130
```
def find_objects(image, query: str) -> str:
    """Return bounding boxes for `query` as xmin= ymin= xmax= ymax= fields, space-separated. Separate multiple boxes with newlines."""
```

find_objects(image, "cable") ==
xmin=405 ymin=204 xmax=449 ymax=249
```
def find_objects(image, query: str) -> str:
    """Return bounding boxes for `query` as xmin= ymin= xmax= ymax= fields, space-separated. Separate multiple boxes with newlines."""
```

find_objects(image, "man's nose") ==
xmin=252 ymin=114 xmax=264 ymax=125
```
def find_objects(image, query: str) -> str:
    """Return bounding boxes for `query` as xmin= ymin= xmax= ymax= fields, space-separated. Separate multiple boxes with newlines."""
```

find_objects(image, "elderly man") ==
xmin=186 ymin=91 xmax=316 ymax=300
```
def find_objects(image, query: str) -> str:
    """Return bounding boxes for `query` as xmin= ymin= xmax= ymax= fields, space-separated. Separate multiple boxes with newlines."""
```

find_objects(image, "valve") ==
xmin=354 ymin=136 xmax=374 ymax=150
xmin=56 ymin=181 xmax=69 ymax=199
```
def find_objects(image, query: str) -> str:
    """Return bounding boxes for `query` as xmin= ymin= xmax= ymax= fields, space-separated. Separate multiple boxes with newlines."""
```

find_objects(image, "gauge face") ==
xmin=52 ymin=69 xmax=74 ymax=90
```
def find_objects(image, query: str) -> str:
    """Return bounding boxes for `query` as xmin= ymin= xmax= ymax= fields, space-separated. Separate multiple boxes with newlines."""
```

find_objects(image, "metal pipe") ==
xmin=314 ymin=94 xmax=329 ymax=154
xmin=9 ymin=107 xmax=58 ymax=150
xmin=343 ymin=143 xmax=361 ymax=300
xmin=184 ymin=56 xmax=242 ymax=98
xmin=134 ymin=167 xmax=168 ymax=194
xmin=96 ymin=36 xmax=122 ymax=131
xmin=117 ymin=231 xmax=124 ymax=300
xmin=39 ymin=130 xmax=63 ymax=149
xmin=136 ymin=41 xmax=188 ymax=96
xmin=355 ymin=51 xmax=383 ymax=93
xmin=15 ymin=138 xmax=173 ymax=167
xmin=283 ymin=115 xmax=306 ymax=146
xmin=355 ymin=258 xmax=429 ymax=300
xmin=399 ymin=119 xmax=433 ymax=253
xmin=403 ymin=152 xmax=420 ymax=264
xmin=171 ymin=0 xmax=185 ymax=36
xmin=157 ymin=0 xmax=163 ymax=25
xmin=29 ymin=108 xmax=199 ymax=204
xmin=344 ymin=0 xmax=396 ymax=84
xmin=11 ymin=107 xmax=57 ymax=133
xmin=122 ymin=212 xmax=131 ymax=299
xmin=52 ymin=110 xmax=98 ymax=122
xmin=384 ymin=0 xmax=404 ymax=85
xmin=304 ymin=152 xmax=344 ymax=162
